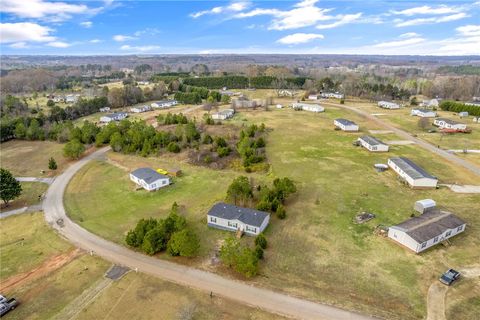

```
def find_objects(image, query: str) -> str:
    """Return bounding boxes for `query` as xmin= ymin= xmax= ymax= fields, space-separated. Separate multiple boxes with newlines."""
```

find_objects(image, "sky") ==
xmin=0 ymin=0 xmax=479 ymax=55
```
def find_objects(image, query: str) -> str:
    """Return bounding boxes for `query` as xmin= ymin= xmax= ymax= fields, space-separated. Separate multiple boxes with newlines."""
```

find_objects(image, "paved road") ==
xmin=325 ymin=102 xmax=480 ymax=177
xmin=43 ymin=147 xmax=376 ymax=320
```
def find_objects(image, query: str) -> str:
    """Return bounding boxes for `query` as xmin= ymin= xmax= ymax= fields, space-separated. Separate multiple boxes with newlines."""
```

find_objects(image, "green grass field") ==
xmin=0 ymin=182 xmax=48 ymax=211
xmin=0 ymin=140 xmax=69 ymax=177
xmin=64 ymin=106 xmax=480 ymax=319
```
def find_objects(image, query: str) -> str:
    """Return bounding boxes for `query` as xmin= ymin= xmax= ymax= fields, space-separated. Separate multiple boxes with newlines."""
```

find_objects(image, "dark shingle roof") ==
xmin=436 ymin=118 xmax=460 ymax=125
xmin=208 ymin=202 xmax=269 ymax=227
xmin=392 ymin=210 xmax=466 ymax=243
xmin=389 ymin=157 xmax=436 ymax=180
xmin=335 ymin=118 xmax=357 ymax=126
xmin=131 ymin=168 xmax=169 ymax=183
xmin=105 ymin=112 xmax=127 ymax=119
xmin=359 ymin=135 xmax=386 ymax=146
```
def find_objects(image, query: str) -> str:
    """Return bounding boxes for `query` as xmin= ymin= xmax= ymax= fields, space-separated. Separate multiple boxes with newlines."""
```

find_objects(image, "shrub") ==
xmin=276 ymin=204 xmax=286 ymax=219
xmin=63 ymin=139 xmax=85 ymax=159
xmin=167 ymin=229 xmax=200 ymax=257
xmin=48 ymin=157 xmax=58 ymax=170
xmin=255 ymin=233 xmax=267 ymax=249
xmin=167 ymin=142 xmax=181 ymax=153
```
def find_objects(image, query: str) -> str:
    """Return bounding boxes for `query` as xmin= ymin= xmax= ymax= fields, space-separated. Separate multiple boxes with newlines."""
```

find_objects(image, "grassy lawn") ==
xmin=0 ymin=140 xmax=69 ymax=177
xmin=0 ymin=182 xmax=48 ymax=211
xmin=64 ymin=107 xmax=480 ymax=319
xmin=446 ymin=276 xmax=480 ymax=320
xmin=0 ymin=212 xmax=72 ymax=279
xmin=77 ymin=272 xmax=286 ymax=320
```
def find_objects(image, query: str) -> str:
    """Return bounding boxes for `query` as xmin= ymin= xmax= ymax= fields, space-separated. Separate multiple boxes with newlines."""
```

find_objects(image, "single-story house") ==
xmin=207 ymin=202 xmax=270 ymax=236
xmin=420 ymin=99 xmax=440 ymax=108
xmin=292 ymin=102 xmax=325 ymax=113
xmin=433 ymin=118 xmax=467 ymax=130
xmin=99 ymin=107 xmax=111 ymax=112
xmin=388 ymin=209 xmax=466 ymax=253
xmin=212 ymin=109 xmax=235 ymax=120
xmin=278 ymin=90 xmax=294 ymax=97
xmin=320 ymin=92 xmax=344 ymax=99
xmin=308 ymin=94 xmax=319 ymax=100
xmin=66 ymin=94 xmax=80 ymax=103
xmin=411 ymin=109 xmax=437 ymax=118
xmin=130 ymin=105 xmax=151 ymax=113
xmin=388 ymin=157 xmax=438 ymax=188
xmin=130 ymin=168 xmax=171 ymax=191
xmin=334 ymin=118 xmax=359 ymax=132
xmin=378 ymin=101 xmax=400 ymax=109
xmin=100 ymin=112 xmax=128 ymax=123
xmin=151 ymin=99 xmax=178 ymax=109
xmin=358 ymin=135 xmax=389 ymax=152
xmin=219 ymin=90 xmax=234 ymax=96
xmin=53 ymin=96 xmax=65 ymax=103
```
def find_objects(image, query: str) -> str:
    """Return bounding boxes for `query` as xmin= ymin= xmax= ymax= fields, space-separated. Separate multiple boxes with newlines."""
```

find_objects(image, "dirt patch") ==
xmin=0 ymin=248 xmax=82 ymax=293
xmin=368 ymin=130 xmax=393 ymax=134
xmin=427 ymin=283 xmax=448 ymax=320
xmin=441 ymin=184 xmax=480 ymax=193
xmin=459 ymin=266 xmax=480 ymax=278
xmin=385 ymin=140 xmax=415 ymax=145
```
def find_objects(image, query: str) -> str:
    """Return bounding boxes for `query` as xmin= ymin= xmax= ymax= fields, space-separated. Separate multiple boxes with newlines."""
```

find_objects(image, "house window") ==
xmin=372 ymin=146 xmax=377 ymax=151
xmin=457 ymin=225 xmax=463 ymax=232
xmin=246 ymin=226 xmax=257 ymax=233
xmin=434 ymin=236 xmax=438 ymax=243
xmin=162 ymin=180 xmax=166 ymax=185
xmin=210 ymin=217 xmax=216 ymax=223
xmin=446 ymin=231 xmax=452 ymax=237
xmin=421 ymin=242 xmax=427 ymax=248
xmin=227 ymin=221 xmax=237 ymax=228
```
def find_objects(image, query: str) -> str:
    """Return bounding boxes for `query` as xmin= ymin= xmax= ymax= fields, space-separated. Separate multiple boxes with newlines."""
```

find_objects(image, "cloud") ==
xmin=47 ymin=41 xmax=71 ymax=48
xmin=80 ymin=21 xmax=93 ymax=28
xmin=395 ymin=12 xmax=468 ymax=27
xmin=0 ymin=22 xmax=56 ymax=43
xmin=113 ymin=34 xmax=136 ymax=42
xmin=277 ymin=33 xmax=324 ymax=45
xmin=373 ymin=37 xmax=425 ymax=48
xmin=456 ymin=24 xmax=480 ymax=37
xmin=1 ymin=0 xmax=92 ymax=22
xmin=9 ymin=42 xmax=29 ymax=49
xmin=399 ymin=32 xmax=419 ymax=38
xmin=133 ymin=28 xmax=160 ymax=37
xmin=120 ymin=45 xmax=160 ymax=52
xmin=190 ymin=1 xmax=250 ymax=18
xmin=316 ymin=13 xmax=362 ymax=29
xmin=89 ymin=39 xmax=102 ymax=43
xmin=392 ymin=5 xmax=459 ymax=16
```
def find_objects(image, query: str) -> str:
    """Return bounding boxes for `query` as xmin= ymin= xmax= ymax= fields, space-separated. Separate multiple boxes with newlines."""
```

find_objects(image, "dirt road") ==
xmin=326 ymin=102 xmax=480 ymax=177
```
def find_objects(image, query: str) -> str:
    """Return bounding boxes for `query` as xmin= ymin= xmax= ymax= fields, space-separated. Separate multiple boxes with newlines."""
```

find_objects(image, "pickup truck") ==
xmin=439 ymin=269 xmax=461 ymax=286
xmin=0 ymin=295 xmax=18 ymax=317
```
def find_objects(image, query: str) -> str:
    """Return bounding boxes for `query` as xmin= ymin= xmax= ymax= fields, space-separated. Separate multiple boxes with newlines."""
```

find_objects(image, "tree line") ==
xmin=439 ymin=100 xmax=480 ymax=116
xmin=182 ymin=75 xmax=308 ymax=89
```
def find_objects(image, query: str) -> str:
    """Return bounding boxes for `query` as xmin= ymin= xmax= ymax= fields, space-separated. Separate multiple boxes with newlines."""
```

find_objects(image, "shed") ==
xmin=414 ymin=199 xmax=436 ymax=214
xmin=459 ymin=111 xmax=468 ymax=117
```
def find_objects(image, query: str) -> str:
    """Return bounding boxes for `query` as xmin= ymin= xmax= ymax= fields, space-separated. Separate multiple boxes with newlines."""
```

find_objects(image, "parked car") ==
xmin=0 ymin=295 xmax=18 ymax=317
xmin=439 ymin=269 xmax=461 ymax=286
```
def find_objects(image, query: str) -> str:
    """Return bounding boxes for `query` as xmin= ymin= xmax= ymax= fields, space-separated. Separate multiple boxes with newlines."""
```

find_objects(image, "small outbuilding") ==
xmin=130 ymin=168 xmax=171 ymax=191
xmin=334 ymin=118 xmax=359 ymax=132
xmin=358 ymin=135 xmax=389 ymax=152
xmin=414 ymin=199 xmax=436 ymax=214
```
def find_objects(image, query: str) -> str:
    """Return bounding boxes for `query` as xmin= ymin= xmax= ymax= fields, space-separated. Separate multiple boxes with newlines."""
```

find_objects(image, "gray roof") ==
xmin=436 ymin=118 xmax=460 ymax=125
xmin=392 ymin=209 xmax=465 ymax=243
xmin=414 ymin=109 xmax=435 ymax=113
xmin=154 ymin=99 xmax=176 ymax=104
xmin=389 ymin=157 xmax=436 ymax=180
xmin=359 ymin=135 xmax=386 ymax=146
xmin=131 ymin=168 xmax=169 ymax=183
xmin=104 ymin=112 xmax=127 ymax=119
xmin=335 ymin=118 xmax=357 ymax=126
xmin=208 ymin=202 xmax=269 ymax=227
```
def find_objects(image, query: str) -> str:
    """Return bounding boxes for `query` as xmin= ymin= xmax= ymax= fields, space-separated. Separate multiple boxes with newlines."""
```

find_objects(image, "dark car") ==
xmin=439 ymin=269 xmax=461 ymax=286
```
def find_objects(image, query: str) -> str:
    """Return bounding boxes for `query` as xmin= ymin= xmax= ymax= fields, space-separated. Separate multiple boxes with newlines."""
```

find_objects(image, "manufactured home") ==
xmin=100 ymin=112 xmax=128 ymax=123
xmin=334 ymin=118 xmax=359 ymax=132
xmin=207 ymin=202 xmax=270 ymax=236
xmin=411 ymin=109 xmax=437 ymax=118
xmin=130 ymin=168 xmax=171 ymax=191
xmin=420 ymin=99 xmax=440 ymax=108
xmin=388 ymin=209 xmax=466 ymax=253
xmin=378 ymin=101 xmax=400 ymax=109
xmin=130 ymin=105 xmax=151 ymax=113
xmin=320 ymin=92 xmax=344 ymax=99
xmin=292 ymin=103 xmax=324 ymax=113
xmin=308 ymin=94 xmax=319 ymax=100
xmin=99 ymin=107 xmax=111 ymax=112
xmin=151 ymin=100 xmax=177 ymax=109
xmin=357 ymin=135 xmax=389 ymax=152
xmin=212 ymin=109 xmax=235 ymax=120
xmin=433 ymin=118 xmax=467 ymax=130
xmin=388 ymin=157 xmax=438 ymax=188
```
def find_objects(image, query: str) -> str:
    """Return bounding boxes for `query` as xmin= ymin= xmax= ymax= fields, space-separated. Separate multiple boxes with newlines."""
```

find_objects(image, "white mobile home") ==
xmin=99 ymin=107 xmax=110 ymax=112
xmin=130 ymin=105 xmax=151 ymax=113
xmin=292 ymin=102 xmax=324 ymax=113
xmin=420 ymin=99 xmax=439 ymax=108
xmin=388 ymin=209 xmax=466 ymax=253
xmin=100 ymin=112 xmax=128 ymax=123
xmin=411 ymin=109 xmax=437 ymax=118
xmin=151 ymin=100 xmax=178 ymax=109
xmin=334 ymin=118 xmax=359 ymax=132
xmin=207 ymin=202 xmax=270 ymax=236
xmin=357 ymin=135 xmax=389 ymax=152
xmin=320 ymin=92 xmax=344 ymax=99
xmin=212 ymin=109 xmax=235 ymax=120
xmin=378 ymin=101 xmax=400 ymax=109
xmin=433 ymin=118 xmax=467 ymax=130
xmin=308 ymin=94 xmax=319 ymax=100
xmin=65 ymin=94 xmax=80 ymax=103
xmin=388 ymin=157 xmax=438 ymax=189
xmin=130 ymin=168 xmax=171 ymax=191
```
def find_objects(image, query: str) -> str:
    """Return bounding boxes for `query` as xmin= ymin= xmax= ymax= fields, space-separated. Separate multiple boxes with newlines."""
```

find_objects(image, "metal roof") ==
xmin=389 ymin=157 xmax=436 ymax=180
xmin=335 ymin=118 xmax=357 ymax=126
xmin=131 ymin=168 xmax=169 ymax=183
xmin=358 ymin=135 xmax=386 ymax=146
xmin=207 ymin=202 xmax=269 ymax=227
xmin=104 ymin=112 xmax=127 ymax=119
xmin=435 ymin=118 xmax=461 ymax=125
xmin=391 ymin=209 xmax=465 ymax=243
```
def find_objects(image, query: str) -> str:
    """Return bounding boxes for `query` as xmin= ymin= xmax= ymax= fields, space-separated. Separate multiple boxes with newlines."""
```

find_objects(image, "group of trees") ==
xmin=182 ymin=76 xmax=307 ymax=89
xmin=125 ymin=203 xmax=199 ymax=257
xmin=106 ymin=84 xmax=167 ymax=108
xmin=237 ymin=124 xmax=267 ymax=169
xmin=219 ymin=237 xmax=260 ymax=278
xmin=439 ymin=100 xmax=480 ymax=116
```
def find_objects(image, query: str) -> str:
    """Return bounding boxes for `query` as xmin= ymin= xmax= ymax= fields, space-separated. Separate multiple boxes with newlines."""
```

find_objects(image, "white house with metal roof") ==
xmin=334 ymin=118 xmax=359 ymax=131
xmin=130 ymin=168 xmax=171 ymax=191
xmin=320 ymin=92 xmax=344 ymax=99
xmin=433 ymin=118 xmax=467 ymax=130
xmin=411 ymin=109 xmax=437 ymax=118
xmin=212 ymin=109 xmax=235 ymax=120
xmin=388 ymin=209 xmax=466 ymax=253
xmin=388 ymin=157 xmax=438 ymax=188
xmin=378 ymin=101 xmax=400 ymax=109
xmin=420 ymin=99 xmax=440 ymax=108
xmin=151 ymin=99 xmax=178 ymax=109
xmin=207 ymin=202 xmax=270 ymax=236
xmin=130 ymin=105 xmax=151 ymax=113
xmin=100 ymin=112 xmax=128 ymax=123
xmin=358 ymin=135 xmax=389 ymax=152
xmin=292 ymin=102 xmax=324 ymax=113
